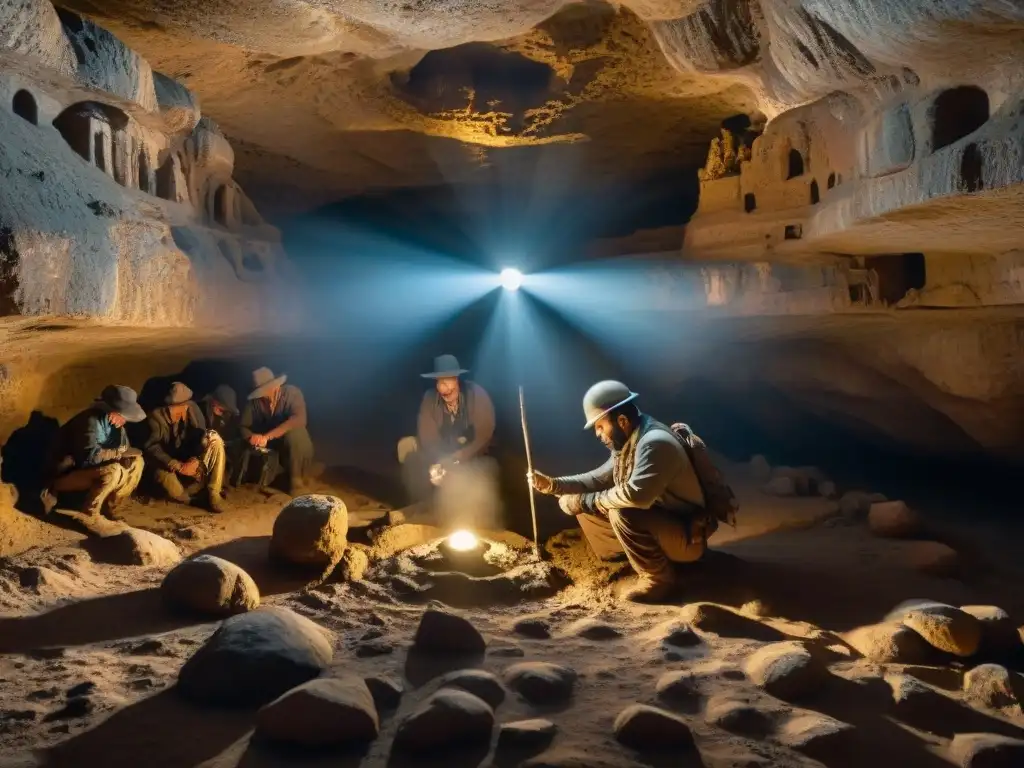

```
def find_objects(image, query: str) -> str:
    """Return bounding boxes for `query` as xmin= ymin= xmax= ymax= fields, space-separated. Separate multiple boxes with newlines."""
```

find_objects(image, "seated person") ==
xmin=398 ymin=354 xmax=495 ymax=502
xmin=239 ymin=367 xmax=314 ymax=495
xmin=143 ymin=381 xmax=227 ymax=513
xmin=200 ymin=384 xmax=242 ymax=483
xmin=41 ymin=385 xmax=146 ymax=519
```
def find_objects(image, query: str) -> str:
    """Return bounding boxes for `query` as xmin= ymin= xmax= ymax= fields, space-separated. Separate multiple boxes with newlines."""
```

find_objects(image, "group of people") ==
xmin=40 ymin=367 xmax=315 ymax=520
xmin=402 ymin=355 xmax=725 ymax=603
xmin=41 ymin=351 xmax=725 ymax=603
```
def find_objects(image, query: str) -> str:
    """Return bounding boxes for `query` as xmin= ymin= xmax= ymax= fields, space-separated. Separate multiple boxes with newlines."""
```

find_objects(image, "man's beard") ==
xmin=603 ymin=424 xmax=629 ymax=452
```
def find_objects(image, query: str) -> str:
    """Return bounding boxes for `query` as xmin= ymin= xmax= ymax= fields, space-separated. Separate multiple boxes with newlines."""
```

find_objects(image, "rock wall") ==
xmin=0 ymin=1 xmax=302 ymax=332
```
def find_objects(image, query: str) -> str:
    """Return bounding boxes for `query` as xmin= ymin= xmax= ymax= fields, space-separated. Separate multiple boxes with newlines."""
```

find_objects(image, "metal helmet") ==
xmin=582 ymin=380 xmax=639 ymax=429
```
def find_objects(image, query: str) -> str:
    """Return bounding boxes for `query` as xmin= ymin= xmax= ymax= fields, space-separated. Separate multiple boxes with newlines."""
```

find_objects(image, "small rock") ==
xmin=439 ymin=669 xmax=506 ymax=708
xmin=177 ymin=606 xmax=334 ymax=706
xmin=744 ymin=642 xmax=827 ymax=700
xmin=498 ymin=719 xmax=557 ymax=750
xmin=763 ymin=476 xmax=795 ymax=497
xmin=949 ymin=733 xmax=1024 ymax=768
xmin=838 ymin=491 xmax=875 ymax=520
xmin=513 ymin=618 xmax=551 ymax=639
xmin=771 ymin=466 xmax=824 ymax=495
xmin=255 ymin=676 xmax=379 ymax=747
xmin=888 ymin=673 xmax=965 ymax=731
xmin=336 ymin=547 xmax=369 ymax=581
xmin=504 ymin=662 xmax=577 ymax=704
xmin=899 ymin=604 xmax=982 ymax=657
xmin=43 ymin=697 xmax=93 ymax=721
xmin=161 ymin=555 xmax=260 ymax=616
xmin=704 ymin=696 xmax=773 ymax=737
xmin=66 ymin=682 xmax=94 ymax=698
xmin=84 ymin=528 xmax=181 ymax=567
xmin=1 ymin=708 xmax=39 ymax=722
xmin=364 ymin=675 xmax=403 ymax=710
xmin=568 ymin=619 xmax=621 ymax=640
xmin=960 ymin=605 xmax=1021 ymax=656
xmin=413 ymin=607 xmax=486 ymax=655
xmin=749 ymin=455 xmax=771 ymax=483
xmin=963 ymin=664 xmax=1023 ymax=711
xmin=680 ymin=602 xmax=782 ymax=641
xmin=655 ymin=670 xmax=701 ymax=704
xmin=125 ymin=638 xmax=168 ymax=656
xmin=355 ymin=640 xmax=393 ymax=657
xmin=490 ymin=646 xmax=526 ymax=658
xmin=129 ymin=678 xmax=156 ymax=691
xmin=18 ymin=566 xmax=75 ymax=592
xmin=818 ymin=480 xmax=837 ymax=499
xmin=844 ymin=621 xmax=934 ymax=663
xmin=270 ymin=494 xmax=349 ymax=567
xmin=905 ymin=541 xmax=959 ymax=576
xmin=779 ymin=712 xmax=856 ymax=761
xmin=394 ymin=689 xmax=494 ymax=753
xmin=613 ymin=704 xmax=695 ymax=751
xmin=868 ymin=501 xmax=923 ymax=539
xmin=661 ymin=621 xmax=702 ymax=648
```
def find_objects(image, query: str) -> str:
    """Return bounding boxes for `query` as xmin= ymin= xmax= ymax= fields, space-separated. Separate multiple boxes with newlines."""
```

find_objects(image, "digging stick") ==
xmin=519 ymin=385 xmax=540 ymax=557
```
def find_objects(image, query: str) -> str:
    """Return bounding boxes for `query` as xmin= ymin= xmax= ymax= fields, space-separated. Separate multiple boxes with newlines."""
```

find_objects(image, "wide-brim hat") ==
xmin=249 ymin=367 xmax=287 ymax=400
xmin=421 ymin=354 xmax=469 ymax=379
xmin=94 ymin=384 xmax=146 ymax=423
xmin=202 ymin=384 xmax=239 ymax=415
xmin=582 ymin=380 xmax=639 ymax=430
xmin=165 ymin=381 xmax=193 ymax=406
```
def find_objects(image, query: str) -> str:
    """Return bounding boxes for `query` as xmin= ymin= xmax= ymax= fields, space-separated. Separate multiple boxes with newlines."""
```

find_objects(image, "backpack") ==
xmin=669 ymin=422 xmax=738 ymax=535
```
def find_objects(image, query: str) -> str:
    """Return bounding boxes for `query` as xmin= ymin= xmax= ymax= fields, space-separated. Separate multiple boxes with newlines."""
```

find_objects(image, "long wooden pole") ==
xmin=519 ymin=385 xmax=540 ymax=555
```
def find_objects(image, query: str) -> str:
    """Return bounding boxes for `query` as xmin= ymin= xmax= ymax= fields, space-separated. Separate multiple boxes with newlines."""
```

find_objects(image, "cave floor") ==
xmin=1 ymin=461 xmax=1022 ymax=767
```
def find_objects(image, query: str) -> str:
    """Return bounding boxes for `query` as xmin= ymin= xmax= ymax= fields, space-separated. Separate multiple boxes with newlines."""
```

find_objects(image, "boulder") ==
xmin=504 ymin=662 xmax=577 ymax=704
xmin=898 ymin=604 xmax=982 ymax=657
xmin=744 ymin=642 xmax=827 ymax=701
xmin=160 ymin=555 xmax=259 ymax=616
xmin=513 ymin=618 xmax=551 ymax=639
xmin=678 ymin=602 xmax=783 ymax=641
xmin=960 ymin=605 xmax=1021 ymax=656
xmin=254 ymin=676 xmax=378 ymax=747
xmin=413 ymin=607 xmax=486 ymax=655
xmin=867 ymin=501 xmax=923 ymax=538
xmin=439 ymin=669 xmax=506 ymax=708
xmin=498 ymin=719 xmax=557 ymax=751
xmin=844 ymin=621 xmax=933 ymax=664
xmin=394 ymin=689 xmax=494 ymax=753
xmin=704 ymin=696 xmax=773 ymax=737
xmin=613 ymin=704 xmax=695 ymax=751
xmin=963 ymin=664 xmax=1023 ymax=711
xmin=905 ymin=542 xmax=959 ymax=576
xmin=270 ymin=494 xmax=348 ymax=567
xmin=949 ymin=733 xmax=1024 ymax=768
xmin=177 ymin=606 xmax=333 ymax=706
xmin=749 ymin=455 xmax=771 ymax=483
xmin=763 ymin=476 xmax=795 ymax=497
xmin=364 ymin=675 xmax=403 ymax=711
xmin=85 ymin=528 xmax=181 ymax=567
xmin=778 ymin=712 xmax=856 ymax=761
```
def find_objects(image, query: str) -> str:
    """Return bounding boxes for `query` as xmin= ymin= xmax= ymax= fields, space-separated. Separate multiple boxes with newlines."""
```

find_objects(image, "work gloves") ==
xmin=558 ymin=493 xmax=600 ymax=516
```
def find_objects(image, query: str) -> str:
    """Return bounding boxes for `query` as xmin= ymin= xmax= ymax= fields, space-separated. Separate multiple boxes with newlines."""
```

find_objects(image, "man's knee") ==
xmin=204 ymin=430 xmax=225 ymax=447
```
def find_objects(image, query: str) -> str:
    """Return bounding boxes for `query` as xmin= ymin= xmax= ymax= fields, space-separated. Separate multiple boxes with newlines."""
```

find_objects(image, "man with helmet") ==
xmin=529 ymin=380 xmax=709 ymax=603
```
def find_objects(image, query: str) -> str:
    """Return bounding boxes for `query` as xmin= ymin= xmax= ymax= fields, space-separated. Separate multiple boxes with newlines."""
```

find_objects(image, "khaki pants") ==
xmin=51 ymin=454 xmax=144 ymax=517
xmin=153 ymin=430 xmax=226 ymax=501
xmin=578 ymin=506 xmax=706 ymax=585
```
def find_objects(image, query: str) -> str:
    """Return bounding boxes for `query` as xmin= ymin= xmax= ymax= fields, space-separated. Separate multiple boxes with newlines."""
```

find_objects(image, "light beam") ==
xmin=447 ymin=529 xmax=479 ymax=551
xmin=499 ymin=268 xmax=523 ymax=291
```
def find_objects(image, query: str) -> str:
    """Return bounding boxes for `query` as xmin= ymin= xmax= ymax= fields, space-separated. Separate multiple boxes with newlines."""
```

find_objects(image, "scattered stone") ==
xmin=568 ymin=619 xmax=621 ymax=640
xmin=661 ymin=621 xmax=702 ymax=648
xmin=498 ymin=719 xmax=557 ymax=751
xmin=613 ymin=704 xmax=695 ymax=751
xmin=818 ymin=480 xmax=837 ymax=499
xmin=66 ymin=682 xmax=94 ymax=698
xmin=504 ymin=662 xmax=577 ymax=704
xmin=125 ymin=638 xmax=170 ymax=656
xmin=439 ymin=669 xmax=506 ymax=708
xmin=270 ymin=494 xmax=349 ymax=567
xmin=680 ymin=602 xmax=782 ymax=641
xmin=704 ymin=696 xmax=773 ymax=737
xmin=888 ymin=673 xmax=965 ymax=730
xmin=84 ymin=528 xmax=181 ymax=567
xmin=744 ymin=642 xmax=827 ymax=701
xmin=364 ymin=675 xmax=403 ymax=711
xmin=749 ymin=455 xmax=771 ymax=483
xmin=960 ymin=605 xmax=1021 ymax=656
xmin=177 ymin=606 xmax=334 ymax=706
xmin=655 ymin=670 xmax=701 ymax=704
xmin=43 ymin=697 xmax=93 ymax=721
xmin=838 ymin=491 xmax=875 ymax=520
xmin=254 ymin=676 xmax=379 ymax=747
xmin=868 ymin=501 xmax=924 ymax=539
xmin=394 ymin=689 xmax=494 ymax=753
xmin=949 ymin=733 xmax=1024 ymax=768
xmin=26 ymin=689 xmax=59 ymax=702
xmin=17 ymin=566 xmax=75 ymax=592
xmin=963 ymin=664 xmax=1023 ymax=711
xmin=354 ymin=640 xmax=393 ymax=657
xmin=412 ymin=607 xmax=486 ymax=655
xmin=129 ymin=679 xmax=156 ymax=691
xmin=844 ymin=620 xmax=938 ymax=664
xmin=1 ymin=708 xmax=39 ymax=722
xmin=779 ymin=712 xmax=856 ymax=761
xmin=160 ymin=555 xmax=260 ymax=616
xmin=514 ymin=618 xmax=551 ymax=639
xmin=763 ymin=476 xmax=795 ymax=497
xmin=905 ymin=541 xmax=960 ymax=576
xmin=898 ymin=604 xmax=982 ymax=657
xmin=491 ymin=646 xmax=526 ymax=658
xmin=336 ymin=547 xmax=369 ymax=581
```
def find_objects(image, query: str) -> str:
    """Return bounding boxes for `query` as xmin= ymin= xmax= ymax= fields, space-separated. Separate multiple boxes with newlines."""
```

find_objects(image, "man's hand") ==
xmin=121 ymin=447 xmax=142 ymax=458
xmin=528 ymin=470 xmax=556 ymax=495
xmin=178 ymin=458 xmax=201 ymax=478
xmin=558 ymin=494 xmax=586 ymax=516
xmin=429 ymin=463 xmax=446 ymax=486
xmin=249 ymin=434 xmax=269 ymax=448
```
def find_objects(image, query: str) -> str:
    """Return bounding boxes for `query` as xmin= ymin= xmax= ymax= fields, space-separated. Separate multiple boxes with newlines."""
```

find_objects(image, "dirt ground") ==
xmin=1 ymin=459 xmax=1022 ymax=768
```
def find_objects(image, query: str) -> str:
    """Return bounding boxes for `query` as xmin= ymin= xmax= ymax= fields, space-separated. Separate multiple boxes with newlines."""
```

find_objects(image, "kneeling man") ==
xmin=144 ymin=382 xmax=226 ymax=513
xmin=530 ymin=380 xmax=710 ymax=603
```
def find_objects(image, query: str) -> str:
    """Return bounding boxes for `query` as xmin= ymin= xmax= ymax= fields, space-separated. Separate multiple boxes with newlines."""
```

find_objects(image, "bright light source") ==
xmin=499 ymin=268 xmax=523 ymax=291
xmin=447 ymin=529 xmax=479 ymax=551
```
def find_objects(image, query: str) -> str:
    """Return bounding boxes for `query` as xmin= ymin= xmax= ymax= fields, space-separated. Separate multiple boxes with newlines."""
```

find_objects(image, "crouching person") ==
xmin=144 ymin=382 xmax=226 ymax=513
xmin=240 ymin=368 xmax=314 ymax=495
xmin=41 ymin=385 xmax=146 ymax=519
